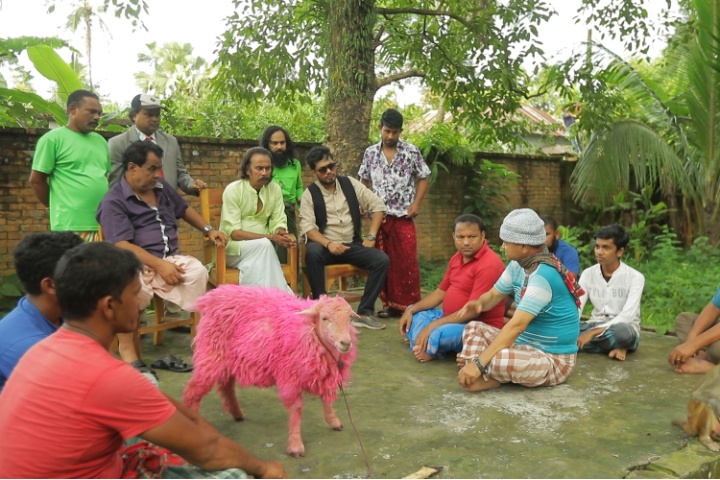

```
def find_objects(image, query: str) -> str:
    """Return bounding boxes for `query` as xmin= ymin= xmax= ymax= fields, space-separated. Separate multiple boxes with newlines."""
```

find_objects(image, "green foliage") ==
xmin=26 ymin=45 xmax=84 ymax=101
xmin=637 ymin=235 xmax=720 ymax=335
xmin=419 ymin=259 xmax=447 ymax=293
xmin=462 ymin=159 xmax=519 ymax=230
xmin=406 ymin=122 xmax=475 ymax=183
xmin=0 ymin=274 xmax=24 ymax=319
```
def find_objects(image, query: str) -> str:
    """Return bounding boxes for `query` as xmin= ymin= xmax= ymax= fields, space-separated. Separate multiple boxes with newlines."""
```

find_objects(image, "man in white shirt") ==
xmin=577 ymin=224 xmax=645 ymax=361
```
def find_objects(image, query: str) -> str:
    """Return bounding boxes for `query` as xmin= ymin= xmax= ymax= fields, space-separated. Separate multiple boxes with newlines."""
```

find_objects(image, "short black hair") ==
xmin=540 ymin=215 xmax=558 ymax=231
xmin=454 ymin=214 xmax=486 ymax=233
xmin=239 ymin=146 xmax=272 ymax=179
xmin=594 ymin=224 xmax=630 ymax=250
xmin=122 ymin=140 xmax=164 ymax=172
xmin=67 ymin=89 xmax=99 ymax=111
xmin=259 ymin=125 xmax=297 ymax=159
xmin=13 ymin=232 xmax=84 ymax=295
xmin=306 ymin=145 xmax=333 ymax=171
xmin=54 ymin=242 xmax=142 ymax=321
xmin=380 ymin=108 xmax=403 ymax=129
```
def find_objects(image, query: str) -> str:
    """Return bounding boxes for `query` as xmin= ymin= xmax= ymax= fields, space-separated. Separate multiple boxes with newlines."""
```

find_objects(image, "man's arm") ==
xmin=669 ymin=302 xmax=720 ymax=365
xmin=406 ymin=177 xmax=429 ymax=218
xmin=29 ymin=170 xmax=49 ymax=207
xmin=140 ymin=409 xmax=286 ymax=478
xmin=168 ymin=134 xmax=201 ymax=196
xmin=107 ymin=135 xmax=126 ymax=187
xmin=182 ymin=206 xmax=227 ymax=246
xmin=457 ymin=287 xmax=507 ymax=319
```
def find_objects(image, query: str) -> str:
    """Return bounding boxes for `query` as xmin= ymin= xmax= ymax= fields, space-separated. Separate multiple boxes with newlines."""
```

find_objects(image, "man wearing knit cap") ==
xmin=456 ymin=208 xmax=582 ymax=392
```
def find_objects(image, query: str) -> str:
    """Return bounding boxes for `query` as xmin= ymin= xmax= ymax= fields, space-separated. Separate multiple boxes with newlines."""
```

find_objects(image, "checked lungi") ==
xmin=458 ymin=321 xmax=576 ymax=387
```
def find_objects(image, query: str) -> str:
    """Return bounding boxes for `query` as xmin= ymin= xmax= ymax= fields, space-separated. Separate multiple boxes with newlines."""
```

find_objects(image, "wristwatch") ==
xmin=366 ymin=233 xmax=377 ymax=241
xmin=202 ymin=225 xmax=213 ymax=236
xmin=472 ymin=356 xmax=489 ymax=376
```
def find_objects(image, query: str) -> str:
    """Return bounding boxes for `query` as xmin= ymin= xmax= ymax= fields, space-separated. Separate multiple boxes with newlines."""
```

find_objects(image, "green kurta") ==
xmin=271 ymin=158 xmax=303 ymax=204
xmin=220 ymin=179 xmax=287 ymax=257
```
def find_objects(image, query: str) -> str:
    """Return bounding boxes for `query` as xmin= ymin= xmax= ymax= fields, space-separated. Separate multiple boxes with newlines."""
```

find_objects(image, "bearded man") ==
xmin=260 ymin=126 xmax=304 ymax=264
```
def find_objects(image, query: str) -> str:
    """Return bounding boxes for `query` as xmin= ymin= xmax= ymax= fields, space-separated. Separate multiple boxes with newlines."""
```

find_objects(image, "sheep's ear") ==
xmin=296 ymin=307 xmax=317 ymax=316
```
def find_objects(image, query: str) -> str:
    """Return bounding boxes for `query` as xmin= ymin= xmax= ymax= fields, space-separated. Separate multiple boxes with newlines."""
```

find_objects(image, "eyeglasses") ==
xmin=316 ymin=163 xmax=337 ymax=174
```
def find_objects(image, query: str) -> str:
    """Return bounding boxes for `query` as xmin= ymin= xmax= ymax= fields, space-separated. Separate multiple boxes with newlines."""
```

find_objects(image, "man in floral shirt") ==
xmin=359 ymin=109 xmax=431 ymax=318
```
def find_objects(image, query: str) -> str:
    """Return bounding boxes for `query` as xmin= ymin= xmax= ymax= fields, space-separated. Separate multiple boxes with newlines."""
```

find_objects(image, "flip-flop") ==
xmin=130 ymin=360 xmax=158 ymax=379
xmin=151 ymin=355 xmax=193 ymax=372
xmin=377 ymin=307 xmax=402 ymax=318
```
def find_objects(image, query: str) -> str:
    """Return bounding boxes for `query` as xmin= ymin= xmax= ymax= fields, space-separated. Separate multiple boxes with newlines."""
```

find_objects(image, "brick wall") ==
xmin=0 ymin=128 xmax=576 ymax=276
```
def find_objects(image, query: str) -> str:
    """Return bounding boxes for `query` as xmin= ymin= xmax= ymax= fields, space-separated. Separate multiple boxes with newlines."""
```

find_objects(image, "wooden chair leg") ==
xmin=153 ymin=296 xmax=164 ymax=346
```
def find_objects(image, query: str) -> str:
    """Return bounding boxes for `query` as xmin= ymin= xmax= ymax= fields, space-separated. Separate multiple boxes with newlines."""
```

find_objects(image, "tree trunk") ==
xmin=325 ymin=0 xmax=377 ymax=176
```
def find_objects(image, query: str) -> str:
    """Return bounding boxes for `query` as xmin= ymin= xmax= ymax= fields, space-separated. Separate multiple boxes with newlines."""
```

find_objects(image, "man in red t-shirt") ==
xmin=0 ymin=242 xmax=285 ymax=479
xmin=399 ymin=214 xmax=506 ymax=362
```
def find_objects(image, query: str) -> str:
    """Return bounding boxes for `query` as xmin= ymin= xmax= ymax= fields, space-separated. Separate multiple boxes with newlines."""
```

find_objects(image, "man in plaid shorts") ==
xmin=456 ymin=208 xmax=582 ymax=392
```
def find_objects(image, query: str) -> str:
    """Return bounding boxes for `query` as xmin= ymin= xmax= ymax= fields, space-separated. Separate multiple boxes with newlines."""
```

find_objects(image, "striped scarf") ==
xmin=517 ymin=250 xmax=585 ymax=308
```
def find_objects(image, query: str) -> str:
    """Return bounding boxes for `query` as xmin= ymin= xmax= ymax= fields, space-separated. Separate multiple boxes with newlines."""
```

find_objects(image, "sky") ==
xmin=0 ymin=0 xmax=674 ymax=109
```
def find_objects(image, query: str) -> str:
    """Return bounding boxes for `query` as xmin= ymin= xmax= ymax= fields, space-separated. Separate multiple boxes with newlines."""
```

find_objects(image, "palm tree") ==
xmin=569 ymin=0 xmax=720 ymax=243
xmin=134 ymin=42 xmax=214 ymax=98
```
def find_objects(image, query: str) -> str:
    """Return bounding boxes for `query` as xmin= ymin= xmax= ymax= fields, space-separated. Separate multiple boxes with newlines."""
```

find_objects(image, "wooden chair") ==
xmin=300 ymin=243 xmax=368 ymax=300
xmin=199 ymin=188 xmax=298 ymax=292
xmin=97 ymin=227 xmax=198 ymax=346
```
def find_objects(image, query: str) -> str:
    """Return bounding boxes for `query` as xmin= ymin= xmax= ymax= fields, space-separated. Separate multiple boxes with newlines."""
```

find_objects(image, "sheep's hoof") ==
xmin=287 ymin=448 xmax=305 ymax=458
xmin=233 ymin=414 xmax=245 ymax=422
xmin=333 ymin=424 xmax=344 ymax=431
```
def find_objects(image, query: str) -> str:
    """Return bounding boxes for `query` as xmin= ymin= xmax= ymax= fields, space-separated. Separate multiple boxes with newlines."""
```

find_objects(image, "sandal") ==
xmin=151 ymin=355 xmax=193 ymax=372
xmin=377 ymin=307 xmax=402 ymax=318
xmin=130 ymin=360 xmax=158 ymax=379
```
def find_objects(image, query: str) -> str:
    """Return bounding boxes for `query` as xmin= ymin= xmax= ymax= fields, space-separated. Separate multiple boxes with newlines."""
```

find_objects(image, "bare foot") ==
xmin=676 ymin=356 xmax=716 ymax=374
xmin=608 ymin=348 xmax=627 ymax=361
xmin=411 ymin=346 xmax=436 ymax=363
xmin=461 ymin=377 xmax=502 ymax=392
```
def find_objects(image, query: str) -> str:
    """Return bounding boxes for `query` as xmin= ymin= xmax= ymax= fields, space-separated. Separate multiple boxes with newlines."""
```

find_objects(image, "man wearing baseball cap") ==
xmin=456 ymin=208 xmax=583 ymax=392
xmin=108 ymin=94 xmax=206 ymax=195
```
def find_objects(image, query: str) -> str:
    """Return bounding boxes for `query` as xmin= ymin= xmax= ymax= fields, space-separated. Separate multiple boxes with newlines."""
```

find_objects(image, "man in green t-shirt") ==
xmin=260 ymin=125 xmax=303 ymax=263
xmin=29 ymin=90 xmax=110 ymax=240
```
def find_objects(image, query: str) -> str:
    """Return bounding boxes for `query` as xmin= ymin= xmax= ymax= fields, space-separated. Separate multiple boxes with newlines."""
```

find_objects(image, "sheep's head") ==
xmin=297 ymin=295 xmax=356 ymax=354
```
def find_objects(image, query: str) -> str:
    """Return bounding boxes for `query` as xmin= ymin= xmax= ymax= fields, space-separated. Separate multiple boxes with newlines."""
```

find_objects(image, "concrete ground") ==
xmin=143 ymin=312 xmax=720 ymax=479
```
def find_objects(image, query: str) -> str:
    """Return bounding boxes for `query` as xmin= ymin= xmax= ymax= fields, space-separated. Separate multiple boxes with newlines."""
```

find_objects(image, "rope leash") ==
xmin=314 ymin=328 xmax=372 ymax=478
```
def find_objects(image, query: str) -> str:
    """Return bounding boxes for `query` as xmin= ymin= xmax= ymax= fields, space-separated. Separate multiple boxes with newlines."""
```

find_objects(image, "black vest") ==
xmin=308 ymin=176 xmax=362 ymax=243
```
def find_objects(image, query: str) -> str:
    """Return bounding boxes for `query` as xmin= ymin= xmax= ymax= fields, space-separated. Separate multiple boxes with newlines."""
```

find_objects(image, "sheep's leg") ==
xmin=217 ymin=377 xmax=244 ymax=421
xmin=285 ymin=396 xmax=305 ymax=457
xmin=183 ymin=370 xmax=218 ymax=411
xmin=322 ymin=399 xmax=343 ymax=431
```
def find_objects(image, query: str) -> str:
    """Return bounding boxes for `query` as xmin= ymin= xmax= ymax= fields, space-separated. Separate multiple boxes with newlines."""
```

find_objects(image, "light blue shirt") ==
xmin=495 ymin=262 xmax=579 ymax=354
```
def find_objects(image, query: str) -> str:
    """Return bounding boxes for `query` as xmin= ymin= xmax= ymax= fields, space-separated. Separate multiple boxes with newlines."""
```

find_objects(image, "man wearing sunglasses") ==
xmin=299 ymin=146 xmax=390 ymax=330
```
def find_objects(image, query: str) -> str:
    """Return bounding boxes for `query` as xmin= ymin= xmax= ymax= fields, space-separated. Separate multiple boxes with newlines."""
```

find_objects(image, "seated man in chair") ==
xmin=220 ymin=146 xmax=296 ymax=291
xmin=97 ymin=141 xmax=226 ymax=379
xmin=299 ymin=145 xmax=389 ymax=330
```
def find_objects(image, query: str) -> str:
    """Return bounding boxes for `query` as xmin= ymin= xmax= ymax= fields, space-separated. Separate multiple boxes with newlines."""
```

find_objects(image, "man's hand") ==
xmin=458 ymin=361 xmax=481 ymax=387
xmin=413 ymin=325 xmax=435 ymax=355
xmin=191 ymin=179 xmax=207 ymax=194
xmin=208 ymin=230 xmax=227 ymax=246
xmin=577 ymin=328 xmax=602 ymax=350
xmin=668 ymin=342 xmax=698 ymax=369
xmin=156 ymin=260 xmax=185 ymax=285
xmin=406 ymin=202 xmax=421 ymax=219
xmin=457 ymin=299 xmax=483 ymax=319
xmin=257 ymin=461 xmax=287 ymax=479
xmin=270 ymin=230 xmax=296 ymax=249
xmin=362 ymin=238 xmax=376 ymax=248
xmin=328 ymin=242 xmax=350 ymax=255
xmin=398 ymin=310 xmax=414 ymax=336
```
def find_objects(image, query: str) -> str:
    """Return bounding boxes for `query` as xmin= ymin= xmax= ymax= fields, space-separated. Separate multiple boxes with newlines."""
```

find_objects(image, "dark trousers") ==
xmin=305 ymin=241 xmax=389 ymax=316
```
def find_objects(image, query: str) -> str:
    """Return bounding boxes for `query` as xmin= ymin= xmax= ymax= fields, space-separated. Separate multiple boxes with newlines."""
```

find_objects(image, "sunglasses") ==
xmin=316 ymin=163 xmax=338 ymax=174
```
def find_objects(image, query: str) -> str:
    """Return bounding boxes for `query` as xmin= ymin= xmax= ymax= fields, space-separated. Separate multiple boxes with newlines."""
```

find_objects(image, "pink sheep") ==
xmin=183 ymin=284 xmax=358 ymax=457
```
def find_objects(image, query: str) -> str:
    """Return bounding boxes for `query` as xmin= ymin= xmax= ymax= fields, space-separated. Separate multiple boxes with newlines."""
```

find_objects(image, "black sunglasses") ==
xmin=316 ymin=163 xmax=338 ymax=174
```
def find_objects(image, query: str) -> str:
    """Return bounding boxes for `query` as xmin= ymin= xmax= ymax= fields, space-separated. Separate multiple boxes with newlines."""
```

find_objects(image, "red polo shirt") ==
xmin=439 ymin=241 xmax=506 ymax=328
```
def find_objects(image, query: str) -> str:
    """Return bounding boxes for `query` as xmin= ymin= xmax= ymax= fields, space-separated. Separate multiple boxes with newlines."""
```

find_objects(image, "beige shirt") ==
xmin=299 ymin=176 xmax=387 ymax=243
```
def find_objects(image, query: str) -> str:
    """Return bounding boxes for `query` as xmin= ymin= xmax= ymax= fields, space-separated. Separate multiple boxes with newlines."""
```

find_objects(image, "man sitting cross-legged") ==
xmin=97 ymin=140 xmax=226 ymax=380
xmin=457 ymin=208 xmax=582 ymax=392
xmin=0 ymin=231 xmax=83 ymax=393
xmin=669 ymin=287 xmax=720 ymax=374
xmin=399 ymin=214 xmax=505 ymax=362
xmin=577 ymin=224 xmax=645 ymax=361
xmin=0 ymin=242 xmax=285 ymax=479
xmin=299 ymin=145 xmax=390 ymax=330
